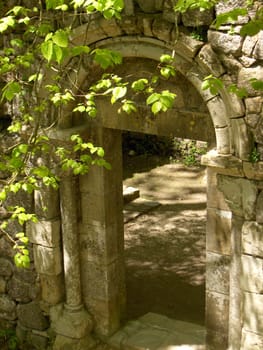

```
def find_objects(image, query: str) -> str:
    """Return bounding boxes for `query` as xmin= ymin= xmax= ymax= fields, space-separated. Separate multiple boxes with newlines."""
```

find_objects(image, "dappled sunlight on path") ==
xmin=123 ymin=156 xmax=206 ymax=325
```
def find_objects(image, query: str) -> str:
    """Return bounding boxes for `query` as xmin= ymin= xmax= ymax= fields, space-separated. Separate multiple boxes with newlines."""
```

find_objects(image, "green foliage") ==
xmin=249 ymin=146 xmax=260 ymax=163
xmin=174 ymin=0 xmax=218 ymax=13
xmin=214 ymin=8 xmax=248 ymax=29
xmin=0 ymin=329 xmax=18 ymax=350
xmin=146 ymin=91 xmax=176 ymax=114
xmin=172 ymin=139 xmax=207 ymax=166
xmin=201 ymin=75 xmax=224 ymax=95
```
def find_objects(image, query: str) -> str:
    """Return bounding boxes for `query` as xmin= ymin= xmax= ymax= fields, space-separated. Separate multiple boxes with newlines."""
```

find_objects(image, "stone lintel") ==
xmin=243 ymin=161 xmax=263 ymax=180
xmin=201 ymin=150 xmax=244 ymax=177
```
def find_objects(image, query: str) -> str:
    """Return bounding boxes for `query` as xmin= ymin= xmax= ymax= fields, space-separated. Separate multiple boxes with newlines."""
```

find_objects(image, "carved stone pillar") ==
xmin=51 ymin=176 xmax=94 ymax=350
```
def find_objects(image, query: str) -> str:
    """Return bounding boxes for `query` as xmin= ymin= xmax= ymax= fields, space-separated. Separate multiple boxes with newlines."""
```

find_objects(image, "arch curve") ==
xmin=69 ymin=22 xmax=251 ymax=159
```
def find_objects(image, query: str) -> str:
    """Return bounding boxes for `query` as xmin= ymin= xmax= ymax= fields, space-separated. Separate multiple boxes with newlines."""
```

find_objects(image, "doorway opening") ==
xmin=122 ymin=132 xmax=207 ymax=326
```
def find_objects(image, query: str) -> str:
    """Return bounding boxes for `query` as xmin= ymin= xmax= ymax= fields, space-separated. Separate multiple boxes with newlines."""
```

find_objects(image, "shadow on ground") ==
xmin=123 ymin=155 xmax=206 ymax=326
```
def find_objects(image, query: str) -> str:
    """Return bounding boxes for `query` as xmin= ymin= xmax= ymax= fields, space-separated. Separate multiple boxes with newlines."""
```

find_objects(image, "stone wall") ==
xmin=0 ymin=1 xmax=262 ymax=350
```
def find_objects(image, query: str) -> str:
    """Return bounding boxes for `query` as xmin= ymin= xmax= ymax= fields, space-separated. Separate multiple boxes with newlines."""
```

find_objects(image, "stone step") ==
xmin=123 ymin=198 xmax=160 ymax=223
xmin=108 ymin=313 xmax=206 ymax=350
xmin=123 ymin=186 xmax=140 ymax=204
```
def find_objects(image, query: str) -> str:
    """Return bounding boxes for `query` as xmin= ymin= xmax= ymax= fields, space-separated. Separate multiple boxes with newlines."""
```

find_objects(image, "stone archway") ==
xmin=69 ymin=27 xmax=253 ymax=348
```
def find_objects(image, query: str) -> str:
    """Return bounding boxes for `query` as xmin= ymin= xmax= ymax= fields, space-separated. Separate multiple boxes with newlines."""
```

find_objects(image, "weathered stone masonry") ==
xmin=0 ymin=1 xmax=263 ymax=349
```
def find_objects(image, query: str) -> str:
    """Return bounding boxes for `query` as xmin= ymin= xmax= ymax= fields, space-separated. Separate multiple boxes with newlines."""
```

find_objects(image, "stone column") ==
xmin=50 ymin=176 xmax=94 ymax=350
xmin=228 ymin=215 xmax=243 ymax=350
xmin=79 ymin=127 xmax=125 ymax=337
xmin=60 ymin=176 xmax=82 ymax=309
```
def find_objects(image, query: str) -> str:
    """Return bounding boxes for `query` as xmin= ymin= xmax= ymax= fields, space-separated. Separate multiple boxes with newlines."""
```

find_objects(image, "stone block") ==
xmin=7 ymin=276 xmax=32 ymax=303
xmin=206 ymin=252 xmax=230 ymax=294
xmin=206 ymin=208 xmax=232 ymax=255
xmin=215 ymin=0 xmax=248 ymax=24
xmin=14 ymin=265 xmax=37 ymax=283
xmin=138 ymin=15 xmax=154 ymax=36
xmin=98 ymin=18 xmax=122 ymax=38
xmin=241 ymin=254 xmax=263 ymax=293
xmin=28 ymin=332 xmax=49 ymax=350
xmin=173 ymin=30 xmax=204 ymax=59
xmin=33 ymin=245 xmax=62 ymax=275
xmin=0 ymin=295 xmax=16 ymax=321
xmin=243 ymin=292 xmax=263 ymax=334
xmin=84 ymin=296 xmax=120 ymax=336
xmin=0 ymin=258 xmax=13 ymax=277
xmin=243 ymin=35 xmax=258 ymax=57
xmin=79 ymin=223 xmax=120 ymax=264
xmin=39 ymin=273 xmax=64 ymax=305
xmin=17 ymin=301 xmax=49 ymax=331
xmin=196 ymin=44 xmax=225 ymax=77
xmin=253 ymin=31 xmax=263 ymax=60
xmin=52 ymin=334 xmax=95 ymax=350
xmin=81 ymin=260 xmax=121 ymax=301
xmin=218 ymin=175 xmax=257 ymax=219
xmin=207 ymin=96 xmax=228 ymax=128
xmin=28 ymin=219 xmax=61 ymax=247
xmin=245 ymin=96 xmax=262 ymax=114
xmin=206 ymin=168 xmax=230 ymax=210
xmin=243 ymin=161 xmax=263 ymax=180
xmin=208 ymin=30 xmax=243 ymax=56
xmin=238 ymin=65 xmax=263 ymax=96
xmin=206 ymin=291 xmax=229 ymax=334
xmin=230 ymin=117 xmax=252 ymax=160
xmin=245 ymin=113 xmax=261 ymax=129
xmin=256 ymin=190 xmax=263 ymax=224
xmin=182 ymin=8 xmax=214 ymax=26
xmin=152 ymin=18 xmax=173 ymax=42
xmin=0 ymin=276 xmax=6 ymax=293
xmin=80 ymin=191 xmax=123 ymax=227
xmin=34 ymin=187 xmax=60 ymax=220
xmin=242 ymin=221 xmax=263 ymax=257
xmin=241 ymin=329 xmax=263 ymax=350
xmin=206 ymin=329 xmax=228 ymax=350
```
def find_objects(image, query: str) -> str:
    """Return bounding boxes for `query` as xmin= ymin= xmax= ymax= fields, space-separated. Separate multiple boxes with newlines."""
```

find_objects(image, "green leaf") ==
xmin=131 ymin=79 xmax=148 ymax=91
xmin=0 ymin=190 xmax=7 ymax=201
xmin=92 ymin=49 xmax=122 ymax=69
xmin=97 ymin=147 xmax=105 ymax=157
xmin=160 ymin=54 xmax=174 ymax=64
xmin=52 ymin=29 xmax=68 ymax=48
xmin=71 ymin=45 xmax=90 ymax=56
xmin=214 ymin=8 xmax=248 ymax=29
xmin=111 ymin=86 xmax=127 ymax=104
xmin=146 ymin=93 xmax=160 ymax=105
xmin=152 ymin=101 xmax=163 ymax=114
xmin=1 ymin=82 xmax=21 ymax=102
xmin=0 ymin=16 xmax=15 ymax=33
xmin=41 ymin=40 xmax=54 ymax=62
xmin=250 ymin=78 xmax=263 ymax=91
xmin=240 ymin=19 xmax=263 ymax=36
xmin=45 ymin=0 xmax=64 ymax=10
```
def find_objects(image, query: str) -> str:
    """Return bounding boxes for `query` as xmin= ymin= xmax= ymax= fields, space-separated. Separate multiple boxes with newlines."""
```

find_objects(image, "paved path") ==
xmin=108 ymin=313 xmax=205 ymax=350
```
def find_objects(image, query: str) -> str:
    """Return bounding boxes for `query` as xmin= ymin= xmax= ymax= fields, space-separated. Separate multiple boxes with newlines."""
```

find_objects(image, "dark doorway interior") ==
xmin=122 ymin=132 xmax=206 ymax=326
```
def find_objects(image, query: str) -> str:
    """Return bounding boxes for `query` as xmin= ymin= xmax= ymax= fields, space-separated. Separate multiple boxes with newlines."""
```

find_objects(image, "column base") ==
xmin=50 ymin=303 xmax=94 ymax=349
xmin=53 ymin=334 xmax=96 ymax=350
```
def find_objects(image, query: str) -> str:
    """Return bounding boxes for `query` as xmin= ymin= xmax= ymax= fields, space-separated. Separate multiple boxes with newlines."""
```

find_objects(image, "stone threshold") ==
xmin=108 ymin=313 xmax=206 ymax=350
xmin=123 ymin=197 xmax=161 ymax=223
